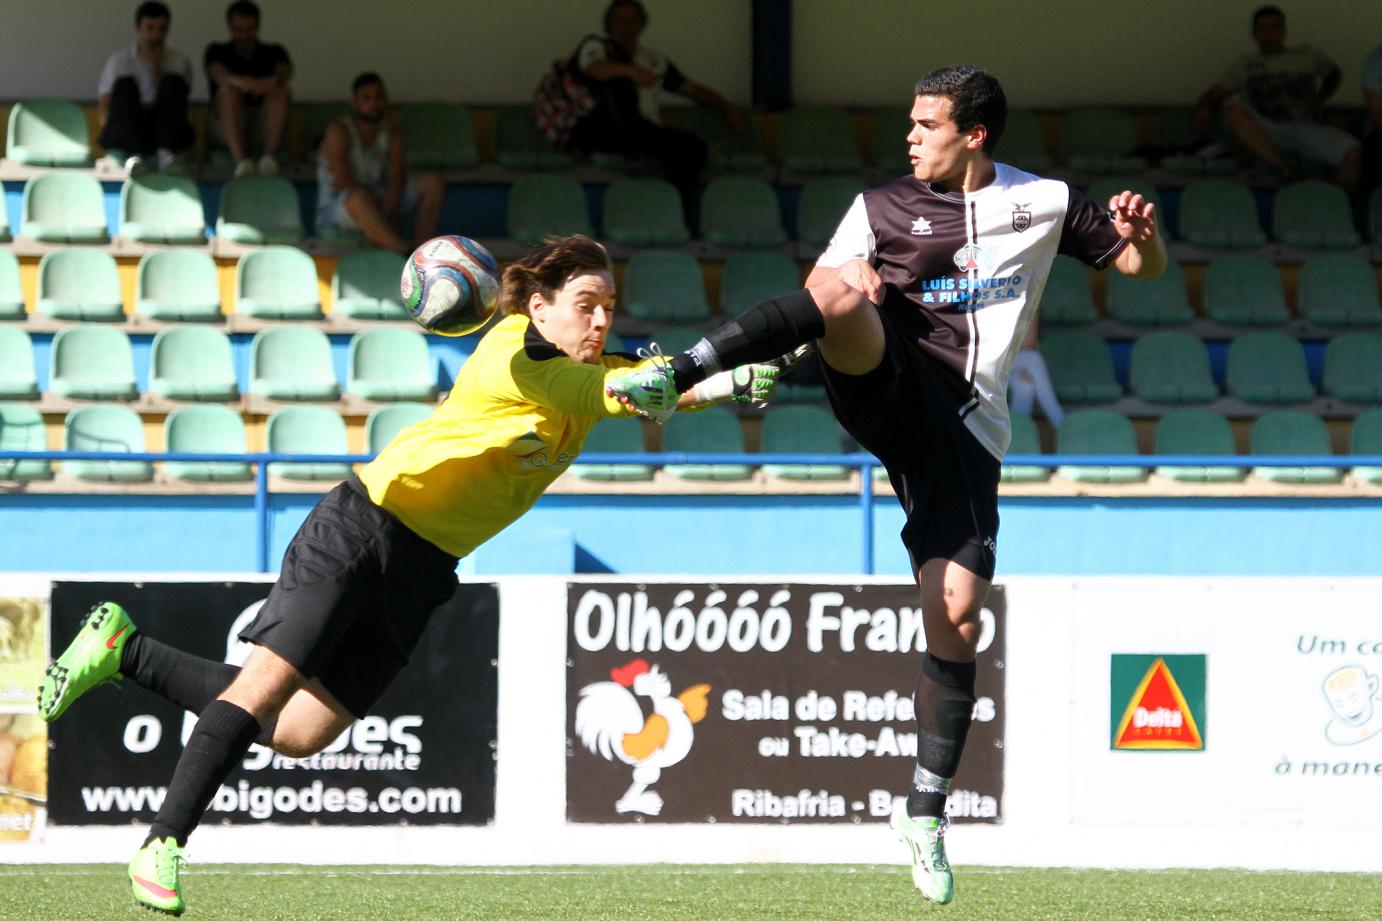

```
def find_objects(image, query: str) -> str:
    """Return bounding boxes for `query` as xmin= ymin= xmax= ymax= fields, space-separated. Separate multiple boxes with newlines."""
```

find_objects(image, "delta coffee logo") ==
xmin=1320 ymin=664 xmax=1382 ymax=746
xmin=1110 ymin=654 xmax=1206 ymax=751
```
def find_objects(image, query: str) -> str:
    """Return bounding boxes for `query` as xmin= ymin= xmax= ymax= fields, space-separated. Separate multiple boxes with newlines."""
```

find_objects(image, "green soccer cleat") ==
xmin=891 ymin=796 xmax=955 ymax=905
xmin=37 ymin=601 xmax=136 ymax=723
xmin=128 ymin=836 xmax=187 ymax=915
xmin=606 ymin=347 xmax=679 ymax=424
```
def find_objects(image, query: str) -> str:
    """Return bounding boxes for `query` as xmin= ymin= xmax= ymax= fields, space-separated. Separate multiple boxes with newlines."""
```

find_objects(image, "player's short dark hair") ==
xmin=1252 ymin=5 xmax=1285 ymax=28
xmin=913 ymin=64 xmax=1007 ymax=156
xmin=604 ymin=0 xmax=648 ymax=33
xmin=226 ymin=0 xmax=259 ymax=22
xmin=352 ymin=72 xmax=384 ymax=95
xmin=500 ymin=235 xmax=613 ymax=317
xmin=136 ymin=1 xmax=170 ymax=25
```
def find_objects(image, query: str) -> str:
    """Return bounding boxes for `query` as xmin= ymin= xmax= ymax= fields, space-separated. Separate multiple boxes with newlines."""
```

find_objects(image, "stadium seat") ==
xmin=235 ymin=247 xmax=323 ymax=320
xmin=719 ymin=251 xmax=800 ymax=317
xmin=21 ymin=173 xmax=108 ymax=243
xmin=602 ymin=178 xmax=690 ymax=247
xmin=777 ymin=107 xmax=863 ymax=174
xmin=1323 ymin=333 xmax=1382 ymax=403
xmin=365 ymin=402 xmax=434 ymax=454
xmin=1153 ymin=409 xmax=1245 ymax=482
xmin=1372 ymin=188 xmax=1382 ymax=243
xmin=298 ymin=102 xmax=350 ymax=157
xmin=6 ymin=100 xmax=90 ymax=166
xmin=135 ymin=250 xmax=222 ymax=322
xmin=1001 ymin=411 xmax=1052 ymax=483
xmin=347 ymin=328 xmax=436 ymax=402
xmin=1107 ymin=259 xmax=1194 ymax=326
xmin=1129 ymin=331 xmax=1219 ymax=404
xmin=1178 ymin=179 xmax=1266 ymax=248
xmin=0 ymin=403 xmax=52 ymax=481
xmin=493 ymin=106 xmax=575 ymax=171
xmin=1086 ymin=178 xmax=1167 ymax=236
xmin=1056 ymin=409 xmax=1148 ymax=483
xmin=62 ymin=405 xmax=153 ymax=482
xmin=603 ymin=331 xmax=628 ymax=354
xmin=249 ymin=326 xmax=339 ymax=401
xmin=1226 ymin=331 xmax=1316 ymax=404
xmin=1037 ymin=255 xmax=1099 ymax=326
xmin=683 ymin=105 xmax=766 ymax=172
xmin=265 ymin=406 xmax=352 ymax=480
xmin=0 ymin=328 xmax=37 ymax=399
xmin=1060 ymin=107 xmax=1146 ymax=173
xmin=646 ymin=326 xmax=704 ymax=357
xmin=868 ymin=107 xmax=911 ymax=175
xmin=1156 ymin=107 xmax=1236 ymax=175
xmin=215 ymin=176 xmax=305 ymax=245
xmin=1297 ymin=254 xmax=1381 ymax=327
xmin=1350 ymin=409 xmax=1382 ymax=484
xmin=0 ymin=251 xmax=22 ymax=321
xmin=759 ymin=404 xmax=848 ymax=481
xmin=507 ymin=175 xmax=593 ymax=245
xmin=1039 ymin=330 xmax=1122 ymax=403
xmin=162 ymin=404 xmax=253 ymax=482
xmin=36 ymin=250 xmax=123 ymax=322
xmin=1271 ymin=180 xmax=1361 ymax=249
xmin=699 ymin=177 xmax=787 ymax=247
xmin=399 ymin=102 xmax=480 ymax=170
xmin=118 ymin=174 xmax=206 ymax=244
xmin=49 ymin=326 xmax=137 ymax=400
xmin=622 ymin=250 xmax=710 ymax=323
xmin=332 ymin=249 xmax=408 ymax=321
xmin=0 ymin=199 xmax=10 ymax=243
xmin=1250 ymin=410 xmax=1341 ymax=484
xmin=568 ymin=416 xmax=653 ymax=481
xmin=1202 ymin=255 xmax=1290 ymax=326
xmin=999 ymin=108 xmax=1052 ymax=172
xmin=148 ymin=326 xmax=238 ymax=401
xmin=797 ymin=177 xmax=865 ymax=246
xmin=662 ymin=405 xmax=752 ymax=480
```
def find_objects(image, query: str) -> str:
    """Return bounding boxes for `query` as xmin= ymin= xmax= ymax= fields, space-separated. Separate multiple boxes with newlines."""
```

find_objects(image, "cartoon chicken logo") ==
xmin=575 ymin=658 xmax=710 ymax=815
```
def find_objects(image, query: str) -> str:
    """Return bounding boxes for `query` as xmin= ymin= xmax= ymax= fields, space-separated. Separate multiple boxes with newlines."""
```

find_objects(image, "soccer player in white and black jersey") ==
xmin=632 ymin=64 xmax=1165 ymax=904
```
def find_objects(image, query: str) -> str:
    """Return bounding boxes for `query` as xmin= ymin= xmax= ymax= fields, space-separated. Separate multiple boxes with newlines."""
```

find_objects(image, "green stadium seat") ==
xmin=49 ymin=326 xmax=137 ymax=400
xmin=399 ymin=102 xmax=479 ymax=170
xmin=1226 ymin=331 xmax=1316 ymax=404
xmin=1156 ymin=107 xmax=1237 ymax=175
xmin=1038 ymin=255 xmax=1099 ymax=326
xmin=568 ymin=417 xmax=653 ymax=481
xmin=62 ymin=405 xmax=153 ymax=482
xmin=1250 ymin=410 xmax=1341 ymax=484
xmin=347 ymin=328 xmax=436 ymax=402
xmin=162 ymin=404 xmax=253 ymax=482
xmin=216 ymin=176 xmax=304 ymax=245
xmin=1039 ymin=330 xmax=1122 ymax=403
xmin=797 ymin=177 xmax=865 ymax=246
xmin=603 ymin=331 xmax=628 ymax=354
xmin=645 ymin=326 xmax=704 ymax=357
xmin=1056 ymin=409 xmax=1148 ymax=483
xmin=266 ymin=406 xmax=352 ymax=480
xmin=0 ymin=252 xmax=22 ymax=321
xmin=1178 ymin=179 xmax=1266 ymax=248
xmin=1107 ymin=259 xmax=1194 ymax=325
xmin=719 ymin=251 xmax=800 ymax=317
xmin=1350 ymin=409 xmax=1382 ymax=484
xmin=777 ymin=107 xmax=863 ymax=174
xmin=622 ymin=250 xmax=710 ymax=323
xmin=332 ymin=249 xmax=408 ymax=321
xmin=760 ymin=404 xmax=848 ymax=481
xmin=1298 ymin=254 xmax=1381 ymax=327
xmin=235 ymin=247 xmax=323 ymax=320
xmin=1203 ymin=255 xmax=1290 ymax=326
xmin=298 ymin=102 xmax=350 ymax=157
xmin=493 ymin=106 xmax=575 ymax=171
xmin=0 ymin=403 xmax=52 ymax=481
xmin=868 ymin=107 xmax=911 ymax=175
xmin=118 ymin=175 xmax=206 ymax=244
xmin=700 ymin=177 xmax=787 ymax=247
xmin=1272 ymin=180 xmax=1361 ymax=249
xmin=1000 ymin=109 xmax=1053 ymax=172
xmin=6 ymin=100 xmax=91 ymax=166
xmin=1129 ymin=331 xmax=1218 ymax=404
xmin=662 ymin=405 xmax=752 ymax=480
xmin=1060 ymin=107 xmax=1146 ymax=173
xmin=683 ymin=105 xmax=766 ymax=172
xmin=602 ymin=178 xmax=690 ymax=247
xmin=1086 ymin=178 xmax=1167 ymax=237
xmin=135 ymin=250 xmax=222 ymax=322
xmin=1153 ymin=408 xmax=1245 ymax=482
xmin=1001 ymin=411 xmax=1051 ymax=483
xmin=250 ymin=326 xmax=339 ymax=401
xmin=22 ymin=173 xmax=108 ymax=243
xmin=36 ymin=250 xmax=123 ymax=322
xmin=0 ymin=328 xmax=37 ymax=400
xmin=507 ymin=175 xmax=593 ymax=245
xmin=148 ymin=326 xmax=238 ymax=401
xmin=365 ymin=402 xmax=434 ymax=454
xmin=1323 ymin=333 xmax=1382 ymax=403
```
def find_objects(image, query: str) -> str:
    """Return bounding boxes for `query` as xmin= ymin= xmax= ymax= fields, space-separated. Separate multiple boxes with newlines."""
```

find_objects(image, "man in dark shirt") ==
xmin=204 ymin=0 xmax=292 ymax=177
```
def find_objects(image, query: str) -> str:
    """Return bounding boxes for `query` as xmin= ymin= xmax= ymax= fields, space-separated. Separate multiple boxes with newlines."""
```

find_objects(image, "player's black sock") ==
xmin=906 ymin=652 xmax=977 ymax=819
xmin=667 ymin=289 xmax=825 ymax=392
xmin=146 ymin=699 xmax=263 ymax=847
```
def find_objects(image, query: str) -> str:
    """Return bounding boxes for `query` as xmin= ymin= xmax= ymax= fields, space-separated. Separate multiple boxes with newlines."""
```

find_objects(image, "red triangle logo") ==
xmin=1114 ymin=658 xmax=1203 ymax=750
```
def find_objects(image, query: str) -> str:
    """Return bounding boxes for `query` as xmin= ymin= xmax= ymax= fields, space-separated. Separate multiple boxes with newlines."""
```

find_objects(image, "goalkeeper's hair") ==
xmin=500 ymin=235 xmax=613 ymax=317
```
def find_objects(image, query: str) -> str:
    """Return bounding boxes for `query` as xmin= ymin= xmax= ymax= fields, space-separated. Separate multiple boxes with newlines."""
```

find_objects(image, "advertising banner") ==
xmin=48 ymin=581 xmax=498 ymax=826
xmin=0 ymin=595 xmax=47 ymax=843
xmin=566 ymin=583 xmax=1005 ymax=824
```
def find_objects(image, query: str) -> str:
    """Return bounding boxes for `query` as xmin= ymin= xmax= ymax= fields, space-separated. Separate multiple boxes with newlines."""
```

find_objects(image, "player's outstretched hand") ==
xmin=1108 ymin=191 xmax=1158 ymax=245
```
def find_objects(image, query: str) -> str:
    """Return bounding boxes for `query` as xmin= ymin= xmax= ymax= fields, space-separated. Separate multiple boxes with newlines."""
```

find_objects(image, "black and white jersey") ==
xmin=816 ymin=163 xmax=1125 ymax=459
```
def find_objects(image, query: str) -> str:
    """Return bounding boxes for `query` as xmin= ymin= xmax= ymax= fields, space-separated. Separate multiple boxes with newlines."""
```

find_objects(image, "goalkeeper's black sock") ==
xmin=905 ymin=652 xmax=976 ymax=819
xmin=668 ymin=290 xmax=825 ymax=392
xmin=146 ymin=699 xmax=263 ymax=846
xmin=122 ymin=634 xmax=277 ymax=746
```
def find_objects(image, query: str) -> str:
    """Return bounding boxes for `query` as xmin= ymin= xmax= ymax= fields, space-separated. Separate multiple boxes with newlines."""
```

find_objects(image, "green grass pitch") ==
xmin=1 ymin=864 xmax=1379 ymax=920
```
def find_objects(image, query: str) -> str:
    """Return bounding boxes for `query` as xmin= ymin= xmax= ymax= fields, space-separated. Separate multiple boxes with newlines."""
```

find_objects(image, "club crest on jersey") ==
xmin=910 ymin=215 xmax=934 ymax=236
xmin=1011 ymin=203 xmax=1032 ymax=232
xmin=952 ymin=242 xmax=994 ymax=272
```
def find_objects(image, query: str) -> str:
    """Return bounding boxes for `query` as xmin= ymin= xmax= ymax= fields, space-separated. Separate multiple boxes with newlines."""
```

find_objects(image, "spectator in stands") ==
xmin=205 ymin=0 xmax=292 ymax=177
xmin=316 ymin=72 xmax=444 ymax=253
xmin=1195 ymin=6 xmax=1361 ymax=192
xmin=1362 ymin=43 xmax=1382 ymax=190
xmin=1008 ymin=325 xmax=1064 ymax=427
xmin=97 ymin=1 xmax=194 ymax=174
xmin=569 ymin=0 xmax=743 ymax=207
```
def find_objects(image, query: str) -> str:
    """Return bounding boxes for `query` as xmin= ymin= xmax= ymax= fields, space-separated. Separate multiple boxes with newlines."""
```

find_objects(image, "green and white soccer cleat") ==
xmin=37 ymin=601 xmax=136 ymax=722
xmin=605 ymin=347 xmax=679 ymax=424
xmin=128 ymin=836 xmax=187 ymax=915
xmin=891 ymin=796 xmax=955 ymax=905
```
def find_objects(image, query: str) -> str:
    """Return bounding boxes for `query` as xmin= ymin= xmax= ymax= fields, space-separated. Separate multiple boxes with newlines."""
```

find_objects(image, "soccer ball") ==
xmin=400 ymin=235 xmax=501 ymax=337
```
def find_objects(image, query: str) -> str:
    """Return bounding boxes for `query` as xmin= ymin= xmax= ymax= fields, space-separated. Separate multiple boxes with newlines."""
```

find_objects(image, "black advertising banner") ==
xmin=567 ymin=583 xmax=1005 ymax=823
xmin=48 ymin=581 xmax=497 ymax=826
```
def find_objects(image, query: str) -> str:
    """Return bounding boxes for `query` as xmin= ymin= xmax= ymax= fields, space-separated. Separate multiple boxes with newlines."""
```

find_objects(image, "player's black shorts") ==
xmin=821 ymin=303 xmax=1001 ymax=581
xmin=239 ymin=476 xmax=460 ymax=717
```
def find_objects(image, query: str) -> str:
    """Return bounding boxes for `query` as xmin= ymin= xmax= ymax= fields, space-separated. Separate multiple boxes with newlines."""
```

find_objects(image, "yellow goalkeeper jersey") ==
xmin=358 ymin=314 xmax=642 ymax=559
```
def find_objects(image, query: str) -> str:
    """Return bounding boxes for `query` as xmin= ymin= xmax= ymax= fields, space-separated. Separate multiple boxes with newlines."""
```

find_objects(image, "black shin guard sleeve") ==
xmin=148 ymin=699 xmax=262 ymax=846
xmin=121 ymin=633 xmax=241 ymax=716
xmin=914 ymin=652 xmax=978 ymax=779
xmin=668 ymin=290 xmax=826 ymax=391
